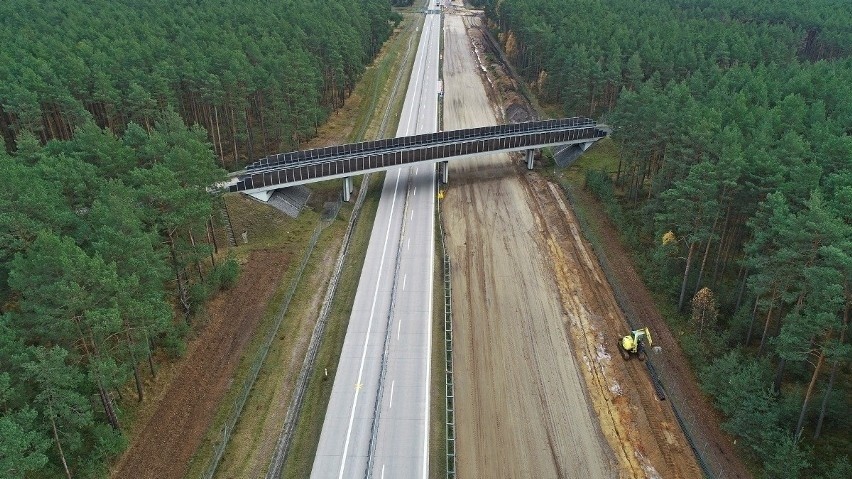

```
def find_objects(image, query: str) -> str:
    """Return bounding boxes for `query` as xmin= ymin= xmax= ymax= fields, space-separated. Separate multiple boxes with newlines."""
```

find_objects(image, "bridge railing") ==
xmin=231 ymin=124 xmax=606 ymax=193
xmin=246 ymin=117 xmax=597 ymax=172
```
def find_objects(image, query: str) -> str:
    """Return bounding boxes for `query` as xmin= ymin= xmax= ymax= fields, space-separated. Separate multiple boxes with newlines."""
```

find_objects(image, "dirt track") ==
xmin=442 ymin=8 xmax=702 ymax=478
xmin=111 ymin=249 xmax=290 ymax=479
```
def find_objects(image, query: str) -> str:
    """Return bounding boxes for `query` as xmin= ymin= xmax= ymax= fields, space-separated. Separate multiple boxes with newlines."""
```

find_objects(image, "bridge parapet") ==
xmin=229 ymin=117 xmax=606 ymax=196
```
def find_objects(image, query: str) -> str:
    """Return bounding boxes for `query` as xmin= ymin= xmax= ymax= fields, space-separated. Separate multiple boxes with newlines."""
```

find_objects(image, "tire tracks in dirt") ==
xmin=525 ymin=172 xmax=701 ymax=479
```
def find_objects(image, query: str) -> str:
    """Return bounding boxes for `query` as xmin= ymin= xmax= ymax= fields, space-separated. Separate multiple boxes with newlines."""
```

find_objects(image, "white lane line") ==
xmin=423 ymin=175 xmax=435 ymax=479
xmin=407 ymin=238 xmax=411 ymax=250
xmin=338 ymin=169 xmax=402 ymax=479
xmin=406 ymin=9 xmax=431 ymax=132
xmin=410 ymin=210 xmax=414 ymax=222
xmin=414 ymin=186 xmax=417 ymax=197
xmin=403 ymin=274 xmax=407 ymax=291
xmin=381 ymin=464 xmax=385 ymax=479
xmin=415 ymin=167 xmax=418 ymax=174
xmin=397 ymin=319 xmax=401 ymax=341
xmin=389 ymin=380 xmax=395 ymax=409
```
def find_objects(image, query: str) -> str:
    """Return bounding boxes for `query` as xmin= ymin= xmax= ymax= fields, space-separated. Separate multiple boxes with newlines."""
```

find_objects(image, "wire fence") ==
xmin=561 ymin=183 xmax=735 ymax=479
xmin=263 ymin=15 xmax=421 ymax=477
xmin=201 ymin=205 xmax=335 ymax=479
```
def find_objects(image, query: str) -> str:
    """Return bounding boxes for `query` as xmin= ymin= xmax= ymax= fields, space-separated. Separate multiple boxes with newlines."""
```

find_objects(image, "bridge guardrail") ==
xmin=246 ymin=117 xmax=596 ymax=172
xmin=231 ymin=126 xmax=606 ymax=193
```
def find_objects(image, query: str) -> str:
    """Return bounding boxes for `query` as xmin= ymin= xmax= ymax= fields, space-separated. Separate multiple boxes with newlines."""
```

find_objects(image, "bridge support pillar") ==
xmin=525 ymin=149 xmax=536 ymax=170
xmin=342 ymin=176 xmax=354 ymax=202
xmin=441 ymin=161 xmax=449 ymax=184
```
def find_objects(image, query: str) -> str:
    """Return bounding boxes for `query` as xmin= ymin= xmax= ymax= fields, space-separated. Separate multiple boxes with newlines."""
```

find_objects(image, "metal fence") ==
xmin=561 ymin=183 xmax=735 ymax=479
xmin=437 ymin=192 xmax=457 ymax=479
xmin=232 ymin=124 xmax=606 ymax=193
xmin=201 ymin=208 xmax=334 ymax=479
xmin=246 ymin=117 xmax=596 ymax=171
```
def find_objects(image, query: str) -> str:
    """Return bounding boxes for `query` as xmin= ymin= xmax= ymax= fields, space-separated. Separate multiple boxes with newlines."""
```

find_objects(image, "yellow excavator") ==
xmin=618 ymin=327 xmax=652 ymax=361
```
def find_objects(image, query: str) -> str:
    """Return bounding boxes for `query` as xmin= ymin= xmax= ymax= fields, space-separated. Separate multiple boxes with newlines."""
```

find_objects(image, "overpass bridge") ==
xmin=227 ymin=117 xmax=607 ymax=201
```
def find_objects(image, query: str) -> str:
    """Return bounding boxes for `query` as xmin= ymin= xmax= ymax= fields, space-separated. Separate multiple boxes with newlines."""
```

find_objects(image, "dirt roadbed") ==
xmin=442 ymin=6 xmax=702 ymax=478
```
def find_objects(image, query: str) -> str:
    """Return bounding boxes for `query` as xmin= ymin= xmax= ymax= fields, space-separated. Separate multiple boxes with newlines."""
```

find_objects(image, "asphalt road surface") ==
xmin=311 ymin=1 xmax=441 ymax=477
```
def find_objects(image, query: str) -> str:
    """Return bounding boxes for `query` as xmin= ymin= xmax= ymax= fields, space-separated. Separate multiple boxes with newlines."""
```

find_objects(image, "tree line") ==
xmin=0 ymin=0 xmax=400 ymax=477
xmin=0 ymin=113 xmax=234 ymax=477
xmin=0 ymin=0 xmax=400 ymax=168
xmin=486 ymin=0 xmax=851 ymax=477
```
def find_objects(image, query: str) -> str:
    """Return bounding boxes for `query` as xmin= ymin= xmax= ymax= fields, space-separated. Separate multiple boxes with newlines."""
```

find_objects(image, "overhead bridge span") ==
xmin=227 ymin=117 xmax=607 ymax=201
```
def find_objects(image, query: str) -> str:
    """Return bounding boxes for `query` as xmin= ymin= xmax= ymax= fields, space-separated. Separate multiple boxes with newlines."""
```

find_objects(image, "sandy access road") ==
xmin=442 ymin=7 xmax=702 ymax=479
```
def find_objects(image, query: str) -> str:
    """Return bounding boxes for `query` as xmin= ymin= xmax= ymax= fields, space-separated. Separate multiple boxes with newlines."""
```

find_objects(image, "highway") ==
xmin=310 ymin=1 xmax=440 ymax=477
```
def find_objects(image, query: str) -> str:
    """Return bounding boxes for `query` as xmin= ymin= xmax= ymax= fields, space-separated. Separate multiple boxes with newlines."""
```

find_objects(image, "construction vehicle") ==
xmin=618 ymin=327 xmax=652 ymax=361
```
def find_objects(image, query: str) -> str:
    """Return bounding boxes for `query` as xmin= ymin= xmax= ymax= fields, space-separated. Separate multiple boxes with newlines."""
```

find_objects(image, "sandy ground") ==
xmin=111 ymin=249 xmax=290 ymax=479
xmin=573 ymin=187 xmax=752 ymax=479
xmin=442 ymin=7 xmax=702 ymax=479
xmin=443 ymin=12 xmax=614 ymax=478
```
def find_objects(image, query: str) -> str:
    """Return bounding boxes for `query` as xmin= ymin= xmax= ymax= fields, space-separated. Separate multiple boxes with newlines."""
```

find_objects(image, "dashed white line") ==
xmin=403 ymin=274 xmax=407 ymax=290
xmin=337 ymin=169 xmax=402 ymax=479
xmin=397 ymin=319 xmax=402 ymax=340
xmin=389 ymin=380 xmax=395 ymax=409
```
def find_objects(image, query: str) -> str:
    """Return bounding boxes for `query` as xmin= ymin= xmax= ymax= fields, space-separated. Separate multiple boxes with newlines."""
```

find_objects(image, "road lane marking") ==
xmin=403 ymin=274 xmax=407 ymax=290
xmin=414 ymin=186 xmax=417 ymax=197
xmin=338 ymin=168 xmax=402 ymax=479
xmin=397 ymin=319 xmax=401 ymax=340
xmin=389 ymin=380 xmax=395 ymax=409
xmin=423 ymin=168 xmax=436 ymax=479
xmin=407 ymin=238 xmax=411 ymax=250
xmin=381 ymin=464 xmax=385 ymax=479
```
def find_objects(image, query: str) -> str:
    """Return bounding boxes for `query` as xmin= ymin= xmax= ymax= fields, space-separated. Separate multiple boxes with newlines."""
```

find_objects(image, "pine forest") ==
xmin=0 ymin=0 xmax=398 ymax=476
xmin=482 ymin=0 xmax=851 ymax=477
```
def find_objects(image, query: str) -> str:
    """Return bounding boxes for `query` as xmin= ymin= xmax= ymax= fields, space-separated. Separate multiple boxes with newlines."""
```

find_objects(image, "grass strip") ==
xmin=278 ymin=11 xmax=423 ymax=477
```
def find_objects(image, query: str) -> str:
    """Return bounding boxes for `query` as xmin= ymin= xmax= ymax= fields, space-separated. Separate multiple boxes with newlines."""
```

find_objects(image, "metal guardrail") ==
xmin=263 ymin=14 xmax=423 ymax=475
xmin=263 ymin=185 xmax=366 ymax=479
xmin=246 ymin=117 xmax=595 ymax=171
xmin=229 ymin=121 xmax=606 ymax=193
xmin=364 ymin=171 xmax=414 ymax=477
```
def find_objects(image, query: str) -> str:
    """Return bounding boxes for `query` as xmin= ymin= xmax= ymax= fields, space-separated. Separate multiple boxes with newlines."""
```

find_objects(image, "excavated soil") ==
xmin=442 ymin=7 xmax=703 ymax=478
xmin=111 ymin=249 xmax=290 ymax=479
xmin=571 ymin=188 xmax=752 ymax=479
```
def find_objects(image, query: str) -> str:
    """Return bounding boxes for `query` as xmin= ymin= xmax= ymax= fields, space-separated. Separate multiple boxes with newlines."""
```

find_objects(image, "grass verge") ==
xmin=277 ymin=10 xmax=424 ymax=477
xmin=280 ymin=174 xmax=384 ymax=478
xmin=182 ymin=194 xmax=325 ymax=478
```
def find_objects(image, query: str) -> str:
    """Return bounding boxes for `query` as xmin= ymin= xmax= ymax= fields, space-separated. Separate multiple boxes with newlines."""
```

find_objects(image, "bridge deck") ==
xmin=228 ymin=117 xmax=606 ymax=194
